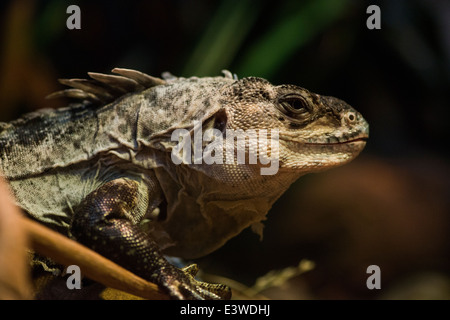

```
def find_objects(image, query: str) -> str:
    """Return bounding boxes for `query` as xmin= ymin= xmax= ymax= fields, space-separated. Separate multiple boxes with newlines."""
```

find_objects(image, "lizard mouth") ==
xmin=304 ymin=136 xmax=368 ymax=146
xmin=344 ymin=137 xmax=368 ymax=144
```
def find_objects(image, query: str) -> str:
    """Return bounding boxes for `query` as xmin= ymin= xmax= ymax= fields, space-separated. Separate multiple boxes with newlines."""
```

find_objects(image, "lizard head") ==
xmin=145 ymin=74 xmax=369 ymax=258
xmin=221 ymin=77 xmax=369 ymax=174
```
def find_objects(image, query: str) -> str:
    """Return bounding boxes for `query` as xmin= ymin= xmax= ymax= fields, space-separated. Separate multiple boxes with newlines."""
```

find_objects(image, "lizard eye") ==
xmin=278 ymin=94 xmax=311 ymax=117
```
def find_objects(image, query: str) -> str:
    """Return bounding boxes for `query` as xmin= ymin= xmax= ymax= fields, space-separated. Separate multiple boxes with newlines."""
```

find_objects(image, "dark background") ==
xmin=1 ymin=0 xmax=449 ymax=299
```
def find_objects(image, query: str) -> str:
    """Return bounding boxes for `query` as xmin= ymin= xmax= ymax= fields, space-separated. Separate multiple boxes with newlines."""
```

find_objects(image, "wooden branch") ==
xmin=21 ymin=216 xmax=169 ymax=300
xmin=0 ymin=177 xmax=32 ymax=299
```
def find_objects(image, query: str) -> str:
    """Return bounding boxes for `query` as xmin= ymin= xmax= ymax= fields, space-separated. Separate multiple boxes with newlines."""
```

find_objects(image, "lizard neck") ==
xmin=153 ymin=160 xmax=304 ymax=259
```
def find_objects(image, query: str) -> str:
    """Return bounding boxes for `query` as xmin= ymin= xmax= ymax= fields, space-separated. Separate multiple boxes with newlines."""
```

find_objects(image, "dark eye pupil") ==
xmin=282 ymin=98 xmax=308 ymax=113
xmin=277 ymin=95 xmax=311 ymax=120
xmin=288 ymin=99 xmax=305 ymax=110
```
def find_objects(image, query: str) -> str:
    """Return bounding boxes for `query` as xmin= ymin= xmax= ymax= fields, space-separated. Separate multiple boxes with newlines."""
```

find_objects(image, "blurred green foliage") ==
xmin=184 ymin=0 xmax=351 ymax=78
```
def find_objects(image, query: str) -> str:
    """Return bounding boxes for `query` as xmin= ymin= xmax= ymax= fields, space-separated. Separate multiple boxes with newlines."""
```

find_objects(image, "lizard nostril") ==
xmin=347 ymin=112 xmax=355 ymax=122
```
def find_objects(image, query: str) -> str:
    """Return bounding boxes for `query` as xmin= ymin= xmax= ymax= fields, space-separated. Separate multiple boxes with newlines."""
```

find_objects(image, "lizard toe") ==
xmin=181 ymin=263 xmax=199 ymax=277
xmin=159 ymin=266 xmax=231 ymax=300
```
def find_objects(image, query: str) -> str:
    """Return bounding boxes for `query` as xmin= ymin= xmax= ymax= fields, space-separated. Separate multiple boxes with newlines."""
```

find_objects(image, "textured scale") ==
xmin=0 ymin=68 xmax=368 ymax=299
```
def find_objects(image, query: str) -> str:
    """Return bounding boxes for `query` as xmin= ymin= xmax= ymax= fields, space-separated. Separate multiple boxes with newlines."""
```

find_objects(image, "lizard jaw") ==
xmin=304 ymin=136 xmax=368 ymax=146
xmin=278 ymin=134 xmax=368 ymax=171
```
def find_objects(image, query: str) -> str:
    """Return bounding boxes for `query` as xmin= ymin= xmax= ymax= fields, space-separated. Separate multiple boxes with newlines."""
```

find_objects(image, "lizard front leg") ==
xmin=70 ymin=178 xmax=231 ymax=300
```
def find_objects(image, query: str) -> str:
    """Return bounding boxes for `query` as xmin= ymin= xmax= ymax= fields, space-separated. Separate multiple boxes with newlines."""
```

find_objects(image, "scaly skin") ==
xmin=0 ymin=69 xmax=368 ymax=299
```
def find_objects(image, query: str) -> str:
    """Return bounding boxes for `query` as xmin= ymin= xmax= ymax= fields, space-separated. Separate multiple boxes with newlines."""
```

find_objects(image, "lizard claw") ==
xmin=181 ymin=263 xmax=199 ymax=277
xmin=158 ymin=265 xmax=231 ymax=300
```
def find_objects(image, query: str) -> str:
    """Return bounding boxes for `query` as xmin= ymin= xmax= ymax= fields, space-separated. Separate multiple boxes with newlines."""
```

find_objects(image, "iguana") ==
xmin=0 ymin=68 xmax=368 ymax=299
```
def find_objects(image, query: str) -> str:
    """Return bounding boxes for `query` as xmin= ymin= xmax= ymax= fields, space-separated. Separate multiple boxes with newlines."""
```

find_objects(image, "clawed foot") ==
xmin=158 ymin=263 xmax=231 ymax=300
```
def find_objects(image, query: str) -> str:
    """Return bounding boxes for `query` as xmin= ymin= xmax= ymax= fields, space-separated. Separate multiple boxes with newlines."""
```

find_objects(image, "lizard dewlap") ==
xmin=0 ymin=69 xmax=368 ymax=299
